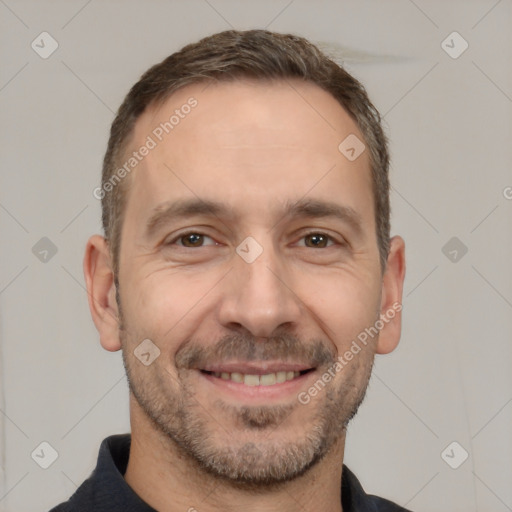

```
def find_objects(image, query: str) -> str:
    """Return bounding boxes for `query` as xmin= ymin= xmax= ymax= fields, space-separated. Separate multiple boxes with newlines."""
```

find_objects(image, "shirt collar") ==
xmin=62 ymin=433 xmax=387 ymax=511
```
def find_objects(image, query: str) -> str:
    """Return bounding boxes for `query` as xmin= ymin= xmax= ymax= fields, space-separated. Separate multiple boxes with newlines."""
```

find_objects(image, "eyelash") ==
xmin=166 ymin=230 xmax=341 ymax=248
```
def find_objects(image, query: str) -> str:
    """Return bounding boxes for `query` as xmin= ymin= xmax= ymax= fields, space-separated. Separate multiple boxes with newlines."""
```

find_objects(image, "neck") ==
xmin=124 ymin=396 xmax=346 ymax=512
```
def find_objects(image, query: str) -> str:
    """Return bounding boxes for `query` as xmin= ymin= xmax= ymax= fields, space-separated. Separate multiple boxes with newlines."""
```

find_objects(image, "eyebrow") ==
xmin=144 ymin=197 xmax=364 ymax=238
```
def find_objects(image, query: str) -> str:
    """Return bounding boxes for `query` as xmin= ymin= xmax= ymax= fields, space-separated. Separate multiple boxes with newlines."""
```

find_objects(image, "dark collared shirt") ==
xmin=49 ymin=434 xmax=413 ymax=511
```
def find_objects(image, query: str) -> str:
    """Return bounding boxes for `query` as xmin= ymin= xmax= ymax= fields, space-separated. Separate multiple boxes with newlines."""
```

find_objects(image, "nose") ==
xmin=216 ymin=238 xmax=303 ymax=338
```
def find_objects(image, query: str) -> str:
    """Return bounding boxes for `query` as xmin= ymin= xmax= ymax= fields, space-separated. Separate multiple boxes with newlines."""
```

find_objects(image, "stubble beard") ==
xmin=117 ymin=297 xmax=375 ymax=489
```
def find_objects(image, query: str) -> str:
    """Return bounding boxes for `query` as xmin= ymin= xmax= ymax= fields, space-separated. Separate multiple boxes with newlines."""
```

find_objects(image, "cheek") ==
xmin=120 ymin=270 xmax=218 ymax=343
xmin=304 ymin=273 xmax=381 ymax=348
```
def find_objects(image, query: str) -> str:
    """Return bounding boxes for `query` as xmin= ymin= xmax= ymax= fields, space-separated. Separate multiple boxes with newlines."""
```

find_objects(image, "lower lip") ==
xmin=197 ymin=370 xmax=316 ymax=401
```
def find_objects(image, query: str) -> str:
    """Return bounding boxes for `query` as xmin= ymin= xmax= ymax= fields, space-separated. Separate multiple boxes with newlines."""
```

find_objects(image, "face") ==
xmin=107 ymin=79 xmax=399 ymax=486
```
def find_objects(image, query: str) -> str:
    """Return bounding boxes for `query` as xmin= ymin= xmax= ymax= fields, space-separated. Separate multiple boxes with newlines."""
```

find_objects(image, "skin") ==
xmin=84 ymin=78 xmax=405 ymax=512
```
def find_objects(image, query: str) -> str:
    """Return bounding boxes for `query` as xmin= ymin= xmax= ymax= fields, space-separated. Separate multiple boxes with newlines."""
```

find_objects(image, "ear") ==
xmin=83 ymin=234 xmax=122 ymax=352
xmin=376 ymin=235 xmax=406 ymax=355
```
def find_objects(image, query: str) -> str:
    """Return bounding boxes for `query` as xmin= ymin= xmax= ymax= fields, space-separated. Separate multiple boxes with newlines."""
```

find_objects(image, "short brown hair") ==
xmin=101 ymin=29 xmax=390 ymax=276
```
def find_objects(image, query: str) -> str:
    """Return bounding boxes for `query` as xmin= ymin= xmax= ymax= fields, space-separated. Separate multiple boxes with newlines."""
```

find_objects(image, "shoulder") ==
xmin=46 ymin=434 xmax=134 ymax=512
xmin=342 ymin=465 xmax=414 ymax=512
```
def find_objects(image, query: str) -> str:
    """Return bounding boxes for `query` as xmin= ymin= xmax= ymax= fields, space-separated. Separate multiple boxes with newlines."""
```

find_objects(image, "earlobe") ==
xmin=376 ymin=235 xmax=406 ymax=355
xmin=83 ymin=234 xmax=122 ymax=352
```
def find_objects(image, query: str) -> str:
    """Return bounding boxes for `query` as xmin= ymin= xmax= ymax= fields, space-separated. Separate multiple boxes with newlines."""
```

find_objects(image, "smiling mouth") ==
xmin=199 ymin=369 xmax=314 ymax=386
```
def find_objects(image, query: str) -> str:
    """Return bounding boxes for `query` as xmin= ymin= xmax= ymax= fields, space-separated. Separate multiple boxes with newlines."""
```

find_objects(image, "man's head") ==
xmin=100 ymin=29 xmax=391 ymax=278
xmin=84 ymin=29 xmax=405 ymax=489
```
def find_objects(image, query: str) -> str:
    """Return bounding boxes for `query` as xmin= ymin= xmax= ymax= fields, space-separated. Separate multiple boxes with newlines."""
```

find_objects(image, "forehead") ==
xmin=123 ymin=78 xmax=373 ymax=228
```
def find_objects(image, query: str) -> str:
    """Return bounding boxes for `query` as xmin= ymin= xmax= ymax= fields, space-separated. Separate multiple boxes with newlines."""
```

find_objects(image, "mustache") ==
xmin=175 ymin=332 xmax=336 ymax=370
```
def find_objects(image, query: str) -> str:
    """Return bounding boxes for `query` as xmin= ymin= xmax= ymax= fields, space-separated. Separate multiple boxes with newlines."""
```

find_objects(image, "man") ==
xmin=50 ymin=29 xmax=407 ymax=511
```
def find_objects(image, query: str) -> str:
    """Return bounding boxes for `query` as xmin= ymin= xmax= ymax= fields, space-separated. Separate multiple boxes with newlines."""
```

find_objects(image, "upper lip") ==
xmin=198 ymin=361 xmax=315 ymax=375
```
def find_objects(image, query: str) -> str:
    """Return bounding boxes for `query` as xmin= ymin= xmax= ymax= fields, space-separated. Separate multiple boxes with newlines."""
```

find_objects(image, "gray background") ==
xmin=1 ymin=0 xmax=511 ymax=511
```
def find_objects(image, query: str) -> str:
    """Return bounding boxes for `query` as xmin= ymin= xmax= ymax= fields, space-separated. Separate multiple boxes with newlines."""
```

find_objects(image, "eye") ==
xmin=298 ymin=232 xmax=337 ymax=249
xmin=167 ymin=231 xmax=217 ymax=248
xmin=165 ymin=231 xmax=341 ymax=250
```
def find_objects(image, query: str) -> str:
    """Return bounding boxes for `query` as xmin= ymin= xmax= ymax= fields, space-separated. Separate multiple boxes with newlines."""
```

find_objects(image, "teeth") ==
xmin=260 ymin=373 xmax=276 ymax=386
xmin=209 ymin=370 xmax=302 ymax=385
xmin=276 ymin=371 xmax=287 ymax=383
xmin=244 ymin=374 xmax=260 ymax=386
xmin=230 ymin=372 xmax=244 ymax=383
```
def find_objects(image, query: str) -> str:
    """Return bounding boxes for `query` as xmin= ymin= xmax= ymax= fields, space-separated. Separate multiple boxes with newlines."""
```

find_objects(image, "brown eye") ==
xmin=167 ymin=232 xmax=217 ymax=248
xmin=180 ymin=233 xmax=204 ymax=247
xmin=303 ymin=233 xmax=334 ymax=248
